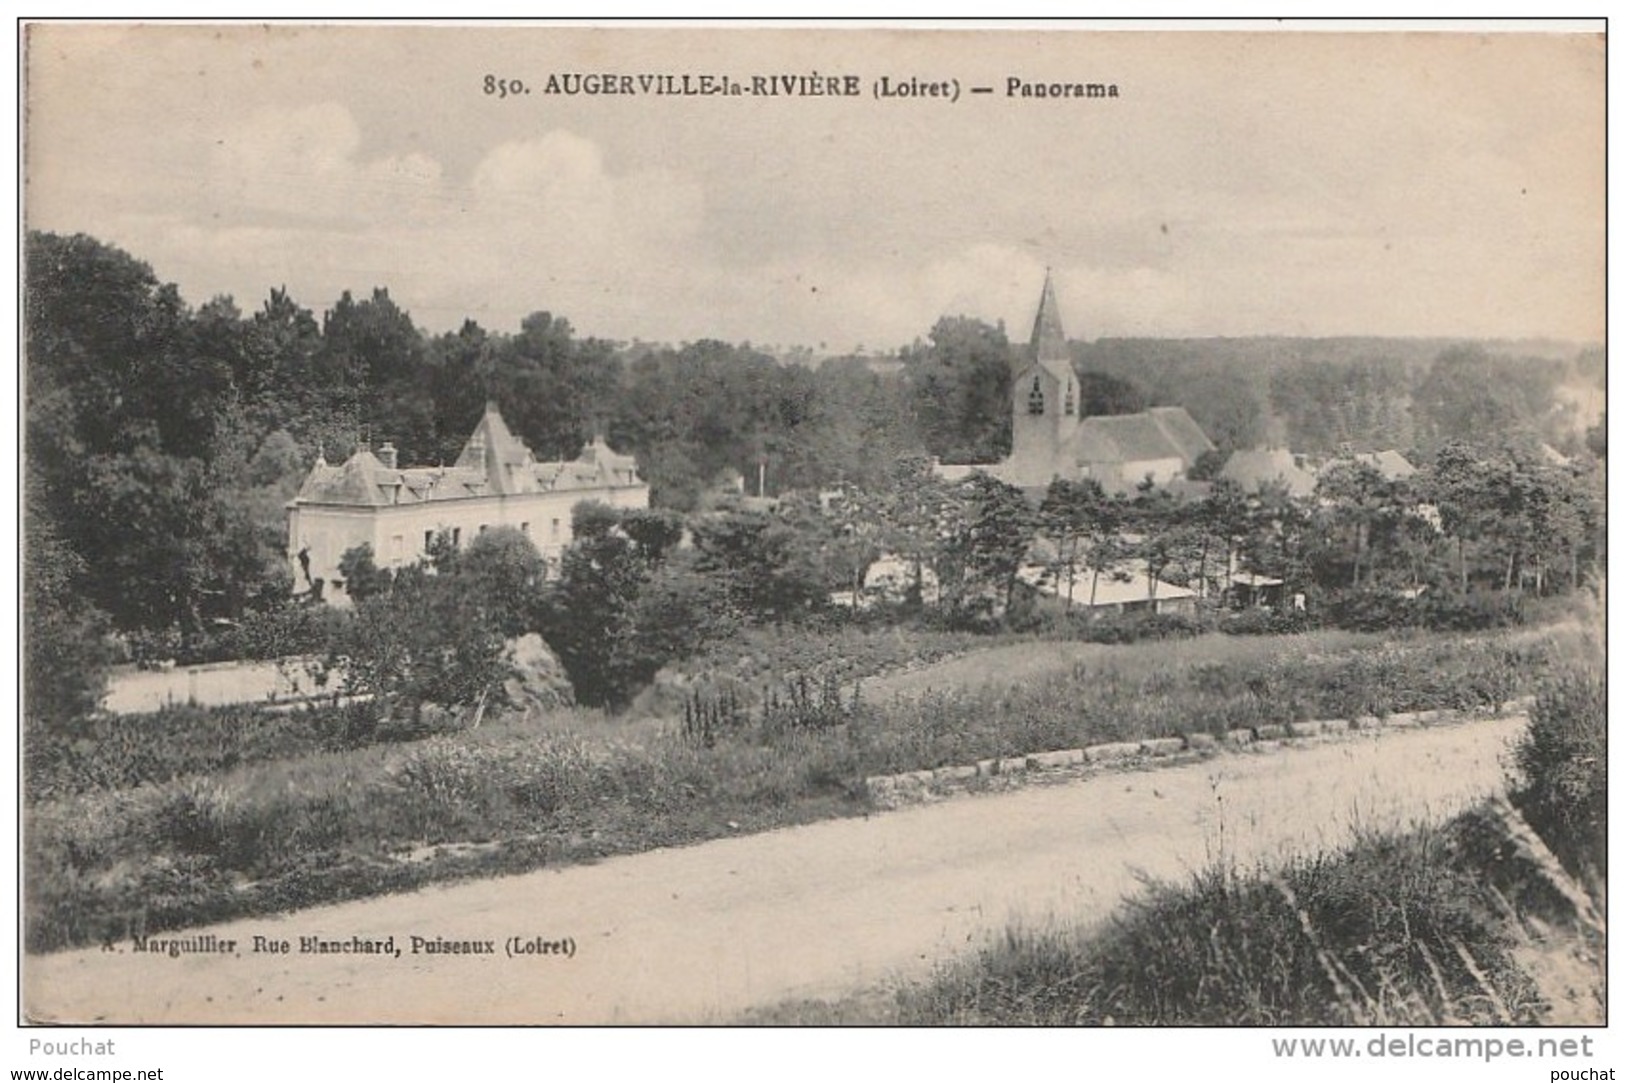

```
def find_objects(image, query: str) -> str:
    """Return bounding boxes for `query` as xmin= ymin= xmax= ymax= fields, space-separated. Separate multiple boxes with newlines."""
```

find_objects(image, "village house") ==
xmin=286 ymin=403 xmax=649 ymax=605
xmin=1219 ymin=448 xmax=1319 ymax=498
xmin=941 ymin=271 xmax=1215 ymax=493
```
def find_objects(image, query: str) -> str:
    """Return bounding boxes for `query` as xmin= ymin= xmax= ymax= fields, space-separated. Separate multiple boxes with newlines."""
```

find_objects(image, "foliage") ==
xmin=1270 ymin=356 xmax=1412 ymax=453
xmin=24 ymin=480 xmax=114 ymax=735
xmin=894 ymin=822 xmax=1535 ymax=1025
xmin=690 ymin=503 xmax=829 ymax=623
xmin=1511 ymin=666 xmax=1605 ymax=878
xmin=331 ymin=562 xmax=512 ymax=722
xmin=24 ymin=623 xmax=1561 ymax=953
xmin=929 ymin=473 xmax=1037 ymax=623
xmin=456 ymin=526 xmax=550 ymax=637
xmin=1219 ymin=607 xmax=1314 ymax=637
xmin=539 ymin=503 xmax=718 ymax=709
xmin=23 ymin=701 xmax=393 ymax=801
xmin=125 ymin=603 xmax=347 ymax=667
xmin=902 ymin=316 xmax=1012 ymax=464
xmin=337 ymin=544 xmax=393 ymax=603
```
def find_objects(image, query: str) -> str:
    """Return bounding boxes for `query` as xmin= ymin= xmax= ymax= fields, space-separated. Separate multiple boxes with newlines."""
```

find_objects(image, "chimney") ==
xmin=378 ymin=442 xmax=398 ymax=470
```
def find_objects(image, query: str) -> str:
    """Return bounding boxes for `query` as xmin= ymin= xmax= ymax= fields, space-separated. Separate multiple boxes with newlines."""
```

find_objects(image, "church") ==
xmin=970 ymin=272 xmax=1214 ymax=492
xmin=286 ymin=404 xmax=649 ymax=605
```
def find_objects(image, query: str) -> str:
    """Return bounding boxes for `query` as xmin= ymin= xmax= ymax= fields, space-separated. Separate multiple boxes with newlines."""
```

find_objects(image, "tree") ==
xmin=1079 ymin=488 xmax=1131 ymax=609
xmin=1127 ymin=487 xmax=1185 ymax=602
xmin=820 ymin=483 xmax=888 ymax=605
xmin=539 ymin=502 xmax=695 ymax=709
xmin=1039 ymin=478 xmax=1110 ymax=610
xmin=457 ymin=526 xmax=550 ymax=636
xmin=691 ymin=504 xmax=828 ymax=623
xmin=338 ymin=544 xmax=394 ymax=603
xmin=946 ymin=474 xmax=1038 ymax=618
xmin=875 ymin=454 xmax=960 ymax=610
xmin=1238 ymin=481 xmax=1315 ymax=596
xmin=1584 ymin=411 xmax=1605 ymax=459
xmin=1313 ymin=460 xmax=1402 ymax=589
xmin=903 ymin=316 xmax=1012 ymax=463
xmin=1269 ymin=357 xmax=1411 ymax=454
xmin=1074 ymin=372 xmax=1148 ymax=417
xmin=24 ymin=476 xmax=113 ymax=735
xmin=1414 ymin=346 xmax=1557 ymax=454
xmin=332 ymin=564 xmax=512 ymax=725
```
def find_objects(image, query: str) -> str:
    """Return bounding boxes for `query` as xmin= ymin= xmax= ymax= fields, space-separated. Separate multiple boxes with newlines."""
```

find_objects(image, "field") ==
xmin=748 ymin=618 xmax=1606 ymax=1026
xmin=25 ymin=618 xmax=1584 ymax=956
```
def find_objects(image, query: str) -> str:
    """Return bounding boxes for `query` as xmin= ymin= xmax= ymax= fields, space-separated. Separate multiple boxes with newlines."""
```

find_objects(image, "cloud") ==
xmin=203 ymin=103 xmax=444 ymax=225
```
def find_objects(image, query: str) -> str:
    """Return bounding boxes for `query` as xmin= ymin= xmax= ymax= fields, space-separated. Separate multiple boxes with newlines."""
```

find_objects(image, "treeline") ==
xmin=1077 ymin=336 xmax=1602 ymax=458
xmin=23 ymin=232 xmax=1604 ymax=709
xmin=250 ymin=434 xmax=1605 ymax=725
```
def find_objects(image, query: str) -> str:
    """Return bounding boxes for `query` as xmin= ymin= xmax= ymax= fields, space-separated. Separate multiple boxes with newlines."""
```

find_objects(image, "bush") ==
xmin=123 ymin=605 xmax=344 ymax=668
xmin=25 ymin=700 xmax=394 ymax=801
xmin=1418 ymin=589 xmax=1526 ymax=632
xmin=1511 ymin=667 xmax=1605 ymax=878
xmin=1323 ymin=588 xmax=1422 ymax=633
xmin=1072 ymin=610 xmax=1202 ymax=644
xmin=1220 ymin=607 xmax=1314 ymax=636
xmin=896 ymin=822 xmax=1532 ymax=1025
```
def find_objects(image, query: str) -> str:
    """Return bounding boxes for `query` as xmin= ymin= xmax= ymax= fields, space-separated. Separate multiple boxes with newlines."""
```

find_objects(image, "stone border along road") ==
xmin=28 ymin=707 xmax=1533 ymax=1024
xmin=864 ymin=697 xmax=1538 ymax=809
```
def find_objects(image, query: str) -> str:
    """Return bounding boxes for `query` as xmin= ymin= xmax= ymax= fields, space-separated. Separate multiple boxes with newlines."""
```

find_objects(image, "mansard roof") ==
xmin=291 ymin=407 xmax=642 ymax=508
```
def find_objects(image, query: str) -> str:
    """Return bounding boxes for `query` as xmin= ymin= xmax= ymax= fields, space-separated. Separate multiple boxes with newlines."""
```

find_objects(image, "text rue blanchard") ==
xmin=122 ymin=932 xmax=576 ymax=960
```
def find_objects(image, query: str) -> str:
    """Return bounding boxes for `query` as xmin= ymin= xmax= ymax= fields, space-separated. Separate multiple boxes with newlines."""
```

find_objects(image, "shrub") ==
xmin=1419 ymin=589 xmax=1526 ymax=632
xmin=896 ymin=823 xmax=1533 ymax=1025
xmin=1511 ymin=667 xmax=1605 ymax=878
xmin=1323 ymin=588 xmax=1422 ymax=633
xmin=121 ymin=605 xmax=344 ymax=668
xmin=1220 ymin=607 xmax=1314 ymax=636
xmin=1073 ymin=610 xmax=1201 ymax=644
xmin=23 ymin=700 xmax=406 ymax=801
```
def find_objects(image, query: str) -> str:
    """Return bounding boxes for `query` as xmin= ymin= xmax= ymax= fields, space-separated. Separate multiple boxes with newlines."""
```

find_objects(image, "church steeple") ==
xmin=1029 ymin=267 xmax=1069 ymax=364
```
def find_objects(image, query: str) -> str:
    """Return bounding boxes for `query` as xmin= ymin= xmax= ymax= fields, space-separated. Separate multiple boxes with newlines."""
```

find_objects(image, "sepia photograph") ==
xmin=15 ymin=15 xmax=1607 ymax=1062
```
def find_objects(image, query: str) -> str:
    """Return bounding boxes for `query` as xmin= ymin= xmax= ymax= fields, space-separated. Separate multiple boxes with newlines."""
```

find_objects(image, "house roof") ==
xmin=1220 ymin=448 xmax=1318 ymax=498
xmin=1352 ymin=449 xmax=1418 ymax=480
xmin=1019 ymin=561 xmax=1197 ymax=606
xmin=291 ymin=407 xmax=643 ymax=508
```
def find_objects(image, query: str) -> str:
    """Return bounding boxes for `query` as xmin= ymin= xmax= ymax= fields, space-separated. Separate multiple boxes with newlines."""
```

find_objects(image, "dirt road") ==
xmin=26 ymin=716 xmax=1525 ymax=1025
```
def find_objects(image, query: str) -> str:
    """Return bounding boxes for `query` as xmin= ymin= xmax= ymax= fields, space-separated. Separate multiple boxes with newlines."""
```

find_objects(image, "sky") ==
xmin=24 ymin=22 xmax=1605 ymax=353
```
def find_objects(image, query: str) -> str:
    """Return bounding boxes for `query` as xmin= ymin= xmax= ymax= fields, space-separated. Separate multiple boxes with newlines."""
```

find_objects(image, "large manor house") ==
xmin=286 ymin=273 xmax=1215 ymax=605
xmin=285 ymin=405 xmax=648 ymax=605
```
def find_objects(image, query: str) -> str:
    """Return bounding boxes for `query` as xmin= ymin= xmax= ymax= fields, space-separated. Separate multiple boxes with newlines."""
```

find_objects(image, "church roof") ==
xmin=1063 ymin=407 xmax=1211 ymax=468
xmin=1147 ymin=406 xmax=1217 ymax=463
xmin=1029 ymin=269 xmax=1070 ymax=365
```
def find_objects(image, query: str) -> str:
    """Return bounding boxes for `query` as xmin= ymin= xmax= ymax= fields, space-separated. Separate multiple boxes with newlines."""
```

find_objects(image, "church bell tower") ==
xmin=1007 ymin=269 xmax=1079 ymax=485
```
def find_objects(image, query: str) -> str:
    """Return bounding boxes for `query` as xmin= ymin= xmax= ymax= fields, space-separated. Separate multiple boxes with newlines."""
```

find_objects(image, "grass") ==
xmin=747 ymin=598 xmax=1606 ymax=1026
xmin=747 ymin=801 xmax=1602 ymax=1026
xmin=25 ymin=620 xmax=1578 ymax=954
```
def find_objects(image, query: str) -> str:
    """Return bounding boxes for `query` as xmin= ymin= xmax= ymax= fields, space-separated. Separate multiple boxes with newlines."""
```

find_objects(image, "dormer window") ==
xmin=1028 ymin=375 xmax=1045 ymax=415
xmin=1064 ymin=380 xmax=1076 ymax=416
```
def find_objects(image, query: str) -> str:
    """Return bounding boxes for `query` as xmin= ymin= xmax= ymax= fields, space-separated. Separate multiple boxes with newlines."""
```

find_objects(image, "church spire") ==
xmin=1029 ymin=267 xmax=1069 ymax=364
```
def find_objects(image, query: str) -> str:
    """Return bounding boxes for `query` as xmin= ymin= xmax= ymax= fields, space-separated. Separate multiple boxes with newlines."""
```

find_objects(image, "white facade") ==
xmin=286 ymin=405 xmax=649 ymax=605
